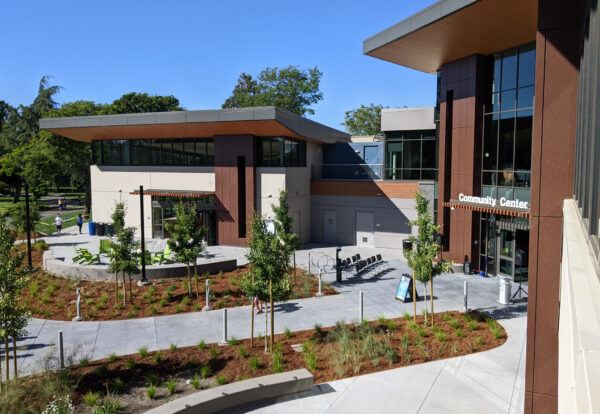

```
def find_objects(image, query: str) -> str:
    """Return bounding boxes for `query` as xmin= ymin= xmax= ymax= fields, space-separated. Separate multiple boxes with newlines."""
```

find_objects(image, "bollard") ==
xmin=464 ymin=281 xmax=469 ymax=313
xmin=73 ymin=288 xmax=83 ymax=321
xmin=58 ymin=331 xmax=65 ymax=369
xmin=359 ymin=291 xmax=364 ymax=323
xmin=221 ymin=308 xmax=228 ymax=345
xmin=202 ymin=279 xmax=212 ymax=311
xmin=316 ymin=272 xmax=324 ymax=297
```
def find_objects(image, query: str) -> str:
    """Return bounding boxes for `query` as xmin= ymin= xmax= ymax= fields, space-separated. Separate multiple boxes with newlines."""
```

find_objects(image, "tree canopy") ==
xmin=222 ymin=66 xmax=323 ymax=116
xmin=343 ymin=103 xmax=384 ymax=135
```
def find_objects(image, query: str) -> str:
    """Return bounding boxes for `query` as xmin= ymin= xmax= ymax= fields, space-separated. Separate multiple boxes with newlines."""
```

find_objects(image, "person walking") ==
xmin=54 ymin=214 xmax=63 ymax=235
xmin=253 ymin=296 xmax=263 ymax=314
xmin=76 ymin=213 xmax=83 ymax=234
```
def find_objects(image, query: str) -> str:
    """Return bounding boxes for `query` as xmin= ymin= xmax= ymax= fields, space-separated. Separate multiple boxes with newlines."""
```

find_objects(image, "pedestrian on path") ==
xmin=253 ymin=296 xmax=263 ymax=314
xmin=55 ymin=214 xmax=63 ymax=235
xmin=76 ymin=214 xmax=83 ymax=234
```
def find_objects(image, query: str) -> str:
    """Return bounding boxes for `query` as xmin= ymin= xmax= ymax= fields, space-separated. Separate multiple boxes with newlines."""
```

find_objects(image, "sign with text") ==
xmin=395 ymin=274 xmax=416 ymax=303
xmin=458 ymin=193 xmax=529 ymax=210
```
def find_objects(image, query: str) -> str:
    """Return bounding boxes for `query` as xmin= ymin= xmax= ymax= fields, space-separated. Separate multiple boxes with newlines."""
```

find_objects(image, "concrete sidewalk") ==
xmin=231 ymin=313 xmax=526 ymax=414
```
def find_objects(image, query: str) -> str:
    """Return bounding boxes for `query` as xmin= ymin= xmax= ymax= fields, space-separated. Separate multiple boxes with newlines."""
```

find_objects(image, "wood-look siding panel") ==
xmin=310 ymin=180 xmax=419 ymax=199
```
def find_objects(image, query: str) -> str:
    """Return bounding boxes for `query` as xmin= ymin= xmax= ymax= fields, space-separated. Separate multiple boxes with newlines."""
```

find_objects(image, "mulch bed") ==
xmin=19 ymin=247 xmax=336 ymax=321
xmin=67 ymin=311 xmax=507 ymax=413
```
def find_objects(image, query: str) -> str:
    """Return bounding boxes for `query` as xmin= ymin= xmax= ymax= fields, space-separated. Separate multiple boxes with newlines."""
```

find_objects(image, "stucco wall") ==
xmin=90 ymin=165 xmax=215 ymax=237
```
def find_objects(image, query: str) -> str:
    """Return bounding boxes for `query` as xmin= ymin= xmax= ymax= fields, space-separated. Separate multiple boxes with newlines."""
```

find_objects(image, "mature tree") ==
xmin=0 ymin=217 xmax=29 ymax=385
xmin=403 ymin=192 xmax=453 ymax=325
xmin=111 ymin=201 xmax=127 ymax=235
xmin=108 ymin=227 xmax=138 ymax=305
xmin=223 ymin=66 xmax=323 ymax=116
xmin=6 ymin=201 xmax=40 ymax=240
xmin=343 ymin=103 xmax=384 ymax=135
xmin=109 ymin=92 xmax=182 ymax=114
xmin=164 ymin=202 xmax=205 ymax=298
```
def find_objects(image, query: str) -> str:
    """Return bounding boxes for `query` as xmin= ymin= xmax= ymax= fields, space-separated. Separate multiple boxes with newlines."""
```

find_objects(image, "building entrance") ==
xmin=479 ymin=214 xmax=529 ymax=281
xmin=151 ymin=196 xmax=217 ymax=245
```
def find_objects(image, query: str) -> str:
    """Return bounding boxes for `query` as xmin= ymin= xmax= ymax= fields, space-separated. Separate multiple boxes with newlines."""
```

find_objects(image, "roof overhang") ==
xmin=39 ymin=107 xmax=350 ymax=145
xmin=363 ymin=0 xmax=538 ymax=73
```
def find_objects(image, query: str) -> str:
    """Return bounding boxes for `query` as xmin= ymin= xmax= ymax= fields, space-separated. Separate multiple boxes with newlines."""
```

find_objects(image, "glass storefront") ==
xmin=151 ymin=196 xmax=217 ymax=245
xmin=479 ymin=43 xmax=535 ymax=281
xmin=384 ymin=129 xmax=437 ymax=180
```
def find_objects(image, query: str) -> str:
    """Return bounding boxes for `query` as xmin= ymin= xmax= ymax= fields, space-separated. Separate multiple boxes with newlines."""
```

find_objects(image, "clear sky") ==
xmin=0 ymin=0 xmax=437 ymax=129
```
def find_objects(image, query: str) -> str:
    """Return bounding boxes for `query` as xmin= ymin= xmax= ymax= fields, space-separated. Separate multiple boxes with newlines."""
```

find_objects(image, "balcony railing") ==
xmin=311 ymin=164 xmax=383 ymax=180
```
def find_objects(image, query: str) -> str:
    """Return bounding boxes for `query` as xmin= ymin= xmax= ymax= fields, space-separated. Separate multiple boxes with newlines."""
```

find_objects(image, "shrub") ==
xmin=107 ymin=352 xmax=118 ymax=363
xmin=97 ymin=393 xmax=121 ymax=414
xmin=284 ymin=326 xmax=293 ymax=339
xmin=110 ymin=377 xmax=124 ymax=394
xmin=153 ymin=351 xmax=163 ymax=364
xmin=400 ymin=334 xmax=411 ymax=363
xmin=382 ymin=341 xmax=399 ymax=365
xmin=79 ymin=356 xmax=90 ymax=366
xmin=377 ymin=315 xmax=387 ymax=326
xmin=216 ymin=375 xmax=228 ymax=385
xmin=191 ymin=374 xmax=201 ymax=390
xmin=146 ymin=385 xmax=157 ymax=400
xmin=159 ymin=297 xmax=169 ymax=307
xmin=467 ymin=319 xmax=478 ymax=331
xmin=41 ymin=395 xmax=74 ymax=414
xmin=200 ymin=365 xmax=212 ymax=379
xmin=126 ymin=359 xmax=135 ymax=370
xmin=209 ymin=347 xmax=219 ymax=358
xmin=403 ymin=312 xmax=411 ymax=321
xmin=385 ymin=319 xmax=397 ymax=331
xmin=487 ymin=318 xmax=504 ymax=339
xmin=449 ymin=319 xmax=462 ymax=330
xmin=169 ymin=343 xmax=178 ymax=351
xmin=82 ymin=391 xmax=100 ymax=408
xmin=237 ymin=346 xmax=249 ymax=358
xmin=455 ymin=329 xmax=466 ymax=338
xmin=434 ymin=331 xmax=447 ymax=343
xmin=473 ymin=336 xmax=484 ymax=349
xmin=248 ymin=356 xmax=261 ymax=372
xmin=150 ymin=305 xmax=159 ymax=315
xmin=164 ymin=379 xmax=177 ymax=395
xmin=33 ymin=239 xmax=49 ymax=251
xmin=313 ymin=323 xmax=323 ymax=336
xmin=138 ymin=345 xmax=149 ymax=358
xmin=441 ymin=313 xmax=453 ymax=322
xmin=197 ymin=339 xmax=207 ymax=350
xmin=175 ymin=304 xmax=184 ymax=313
xmin=303 ymin=340 xmax=317 ymax=371
xmin=271 ymin=344 xmax=285 ymax=373
xmin=227 ymin=337 xmax=240 ymax=346
xmin=180 ymin=296 xmax=190 ymax=307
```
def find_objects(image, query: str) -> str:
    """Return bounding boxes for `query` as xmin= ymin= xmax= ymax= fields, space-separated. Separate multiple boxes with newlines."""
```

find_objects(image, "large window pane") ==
xmin=151 ymin=140 xmax=162 ymax=165
xmin=500 ymin=89 xmax=516 ymax=112
xmin=171 ymin=140 xmax=183 ymax=165
xmin=498 ymin=116 xmax=515 ymax=171
xmin=421 ymin=140 xmax=436 ymax=168
xmin=515 ymin=110 xmax=533 ymax=170
xmin=518 ymin=45 xmax=536 ymax=87
xmin=483 ymin=114 xmax=498 ymax=170
xmin=493 ymin=55 xmax=502 ymax=93
xmin=403 ymin=140 xmax=421 ymax=169
xmin=206 ymin=140 xmax=214 ymax=165
xmin=283 ymin=139 xmax=292 ymax=165
xmin=385 ymin=142 xmax=402 ymax=179
xmin=195 ymin=139 xmax=206 ymax=165
xmin=517 ymin=86 xmax=534 ymax=109
xmin=271 ymin=138 xmax=282 ymax=166
xmin=501 ymin=50 xmax=518 ymax=91
xmin=184 ymin=140 xmax=195 ymax=165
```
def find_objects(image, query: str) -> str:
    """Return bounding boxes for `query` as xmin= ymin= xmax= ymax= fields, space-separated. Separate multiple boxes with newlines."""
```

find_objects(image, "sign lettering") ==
xmin=458 ymin=193 xmax=529 ymax=210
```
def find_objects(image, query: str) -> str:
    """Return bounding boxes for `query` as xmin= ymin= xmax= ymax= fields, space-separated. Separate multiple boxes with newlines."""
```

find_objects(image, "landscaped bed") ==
xmin=19 ymin=247 xmax=336 ymax=321
xmin=7 ymin=311 xmax=506 ymax=413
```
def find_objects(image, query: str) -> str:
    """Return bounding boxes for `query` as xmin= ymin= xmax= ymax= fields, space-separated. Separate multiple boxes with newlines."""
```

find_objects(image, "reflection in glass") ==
xmin=498 ymin=117 xmax=515 ymax=170
xmin=501 ymin=50 xmax=518 ymax=91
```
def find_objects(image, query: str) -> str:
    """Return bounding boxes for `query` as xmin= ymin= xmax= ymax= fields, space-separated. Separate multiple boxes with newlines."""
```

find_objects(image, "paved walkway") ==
xmin=233 ymin=312 xmax=527 ymax=414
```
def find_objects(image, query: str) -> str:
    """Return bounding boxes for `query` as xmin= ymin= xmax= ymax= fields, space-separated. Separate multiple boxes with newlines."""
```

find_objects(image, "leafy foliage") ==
xmin=343 ymin=103 xmax=384 ymax=135
xmin=222 ymin=66 xmax=323 ymax=116
xmin=110 ymin=202 xmax=126 ymax=235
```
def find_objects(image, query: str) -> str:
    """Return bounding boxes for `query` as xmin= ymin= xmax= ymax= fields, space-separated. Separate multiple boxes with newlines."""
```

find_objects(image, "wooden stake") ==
xmin=412 ymin=273 xmax=417 ymax=324
xmin=430 ymin=276 xmax=434 ymax=326
xmin=269 ymin=279 xmax=274 ymax=352
xmin=12 ymin=337 xmax=16 ymax=380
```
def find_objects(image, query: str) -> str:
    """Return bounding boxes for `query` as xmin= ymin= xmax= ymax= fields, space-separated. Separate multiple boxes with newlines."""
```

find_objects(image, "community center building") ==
xmin=364 ymin=0 xmax=599 ymax=412
xmin=40 ymin=106 xmax=437 ymax=249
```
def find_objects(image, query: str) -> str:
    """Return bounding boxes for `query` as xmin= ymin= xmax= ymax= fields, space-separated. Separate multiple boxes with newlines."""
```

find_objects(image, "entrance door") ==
xmin=497 ymin=229 xmax=515 ymax=277
xmin=356 ymin=211 xmax=374 ymax=247
xmin=323 ymin=210 xmax=337 ymax=244
xmin=152 ymin=205 xmax=164 ymax=238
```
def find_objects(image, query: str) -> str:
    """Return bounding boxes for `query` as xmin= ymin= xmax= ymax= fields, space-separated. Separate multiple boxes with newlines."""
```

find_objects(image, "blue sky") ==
xmin=0 ymin=0 xmax=437 ymax=129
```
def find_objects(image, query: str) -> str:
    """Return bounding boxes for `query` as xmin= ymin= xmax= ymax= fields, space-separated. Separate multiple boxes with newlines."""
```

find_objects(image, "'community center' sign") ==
xmin=458 ymin=193 xmax=529 ymax=210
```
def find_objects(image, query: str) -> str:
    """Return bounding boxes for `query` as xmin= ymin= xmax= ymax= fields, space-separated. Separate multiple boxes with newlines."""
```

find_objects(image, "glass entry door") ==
xmin=152 ymin=204 xmax=164 ymax=238
xmin=497 ymin=229 xmax=515 ymax=277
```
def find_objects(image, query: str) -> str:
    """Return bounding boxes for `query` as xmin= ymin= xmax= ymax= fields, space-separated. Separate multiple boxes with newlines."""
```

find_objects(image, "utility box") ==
xmin=499 ymin=277 xmax=512 ymax=305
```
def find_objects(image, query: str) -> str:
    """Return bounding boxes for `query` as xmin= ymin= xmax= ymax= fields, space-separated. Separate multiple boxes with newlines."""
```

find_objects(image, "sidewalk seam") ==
xmin=90 ymin=321 xmax=101 ymax=360
xmin=416 ymin=360 xmax=446 ymax=413
xmin=507 ymin=329 xmax=527 ymax=413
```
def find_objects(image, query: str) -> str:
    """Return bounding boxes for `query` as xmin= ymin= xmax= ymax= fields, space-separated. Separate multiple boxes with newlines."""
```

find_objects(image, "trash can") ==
xmin=498 ymin=276 xmax=512 ymax=305
xmin=96 ymin=222 xmax=106 ymax=237
xmin=402 ymin=239 xmax=413 ymax=251
xmin=88 ymin=221 xmax=96 ymax=236
xmin=105 ymin=224 xmax=114 ymax=237
xmin=463 ymin=261 xmax=471 ymax=275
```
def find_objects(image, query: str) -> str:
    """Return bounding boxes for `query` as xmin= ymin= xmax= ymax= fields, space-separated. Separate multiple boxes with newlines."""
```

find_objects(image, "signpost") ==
xmin=395 ymin=273 xmax=418 ymax=303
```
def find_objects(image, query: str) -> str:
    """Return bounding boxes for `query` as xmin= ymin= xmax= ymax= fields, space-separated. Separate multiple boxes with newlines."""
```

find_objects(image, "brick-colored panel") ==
xmin=310 ymin=180 xmax=419 ymax=199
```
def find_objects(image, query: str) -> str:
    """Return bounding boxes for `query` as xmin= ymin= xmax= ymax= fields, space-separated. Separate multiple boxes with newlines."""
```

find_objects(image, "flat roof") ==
xmin=381 ymin=107 xmax=436 ymax=132
xmin=39 ymin=107 xmax=350 ymax=144
xmin=363 ymin=0 xmax=537 ymax=73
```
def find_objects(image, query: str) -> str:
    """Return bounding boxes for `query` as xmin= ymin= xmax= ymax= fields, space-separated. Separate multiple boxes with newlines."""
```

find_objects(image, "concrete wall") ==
xmin=90 ymin=165 xmax=215 ymax=238
xmin=310 ymin=195 xmax=416 ymax=248
xmin=381 ymin=107 xmax=435 ymax=132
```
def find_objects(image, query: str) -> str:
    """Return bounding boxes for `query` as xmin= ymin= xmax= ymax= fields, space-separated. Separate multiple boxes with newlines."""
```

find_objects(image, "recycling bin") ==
xmin=96 ymin=222 xmax=106 ymax=237
xmin=88 ymin=221 xmax=96 ymax=236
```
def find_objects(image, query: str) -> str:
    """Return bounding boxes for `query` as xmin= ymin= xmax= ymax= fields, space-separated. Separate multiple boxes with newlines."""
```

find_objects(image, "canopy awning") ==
xmin=444 ymin=199 xmax=530 ymax=218
xmin=130 ymin=189 xmax=214 ymax=198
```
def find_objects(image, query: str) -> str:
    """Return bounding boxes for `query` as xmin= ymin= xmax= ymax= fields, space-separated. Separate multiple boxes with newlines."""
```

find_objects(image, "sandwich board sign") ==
xmin=395 ymin=273 xmax=417 ymax=303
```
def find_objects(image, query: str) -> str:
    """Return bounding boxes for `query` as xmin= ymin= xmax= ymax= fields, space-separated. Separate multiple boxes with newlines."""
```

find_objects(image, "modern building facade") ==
xmin=364 ymin=0 xmax=599 ymax=412
xmin=40 ymin=106 xmax=437 ymax=250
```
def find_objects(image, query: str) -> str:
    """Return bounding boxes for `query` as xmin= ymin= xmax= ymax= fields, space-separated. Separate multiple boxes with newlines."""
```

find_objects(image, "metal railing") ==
xmin=311 ymin=164 xmax=383 ymax=180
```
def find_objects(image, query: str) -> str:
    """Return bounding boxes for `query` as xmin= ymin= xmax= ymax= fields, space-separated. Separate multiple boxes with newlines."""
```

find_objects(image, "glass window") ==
xmin=421 ymin=140 xmax=436 ymax=169
xmin=195 ymin=139 xmax=206 ymax=165
xmin=171 ymin=140 xmax=183 ymax=165
xmin=501 ymin=50 xmax=518 ymax=91
xmin=515 ymin=110 xmax=533 ymax=171
xmin=483 ymin=171 xmax=497 ymax=186
xmin=483 ymin=114 xmax=498 ymax=170
xmin=283 ymin=139 xmax=292 ymax=165
xmin=184 ymin=141 xmax=195 ymax=165
xmin=493 ymin=55 xmax=502 ymax=93
xmin=403 ymin=140 xmax=421 ymax=169
xmin=501 ymin=89 xmax=516 ymax=112
xmin=498 ymin=116 xmax=515 ymax=170
xmin=206 ymin=140 xmax=214 ymax=165
xmin=517 ymin=86 xmax=534 ymax=109
xmin=151 ymin=140 xmax=162 ymax=165
xmin=518 ymin=45 xmax=536 ymax=87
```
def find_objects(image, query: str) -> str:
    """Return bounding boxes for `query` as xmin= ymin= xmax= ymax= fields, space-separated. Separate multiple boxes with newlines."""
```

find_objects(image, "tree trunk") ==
xmin=423 ymin=282 xmax=428 ymax=324
xmin=187 ymin=265 xmax=192 ymax=298
xmin=293 ymin=251 xmax=297 ymax=285
xmin=11 ymin=337 xmax=16 ymax=380
xmin=269 ymin=279 xmax=274 ymax=352
xmin=4 ymin=336 xmax=9 ymax=387
xmin=129 ymin=275 xmax=133 ymax=304
xmin=115 ymin=273 xmax=119 ymax=302
xmin=250 ymin=296 xmax=254 ymax=348
xmin=412 ymin=273 xmax=417 ymax=324
xmin=122 ymin=273 xmax=127 ymax=306
xmin=264 ymin=304 xmax=268 ymax=353
xmin=430 ymin=276 xmax=434 ymax=327
xmin=194 ymin=271 xmax=200 ymax=300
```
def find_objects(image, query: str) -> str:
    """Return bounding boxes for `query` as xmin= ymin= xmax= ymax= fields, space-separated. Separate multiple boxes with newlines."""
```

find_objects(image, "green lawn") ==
xmin=36 ymin=211 xmax=88 ymax=234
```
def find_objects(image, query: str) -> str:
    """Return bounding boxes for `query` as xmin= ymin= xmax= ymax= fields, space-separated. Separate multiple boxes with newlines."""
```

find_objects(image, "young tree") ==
xmin=0 ymin=217 xmax=29 ymax=385
xmin=7 ymin=201 xmax=40 ymax=240
xmin=272 ymin=190 xmax=299 ymax=275
xmin=108 ymin=227 xmax=138 ymax=306
xmin=111 ymin=201 xmax=127 ymax=235
xmin=164 ymin=202 xmax=205 ymax=298
xmin=403 ymin=192 xmax=453 ymax=325
xmin=222 ymin=66 xmax=323 ymax=116
xmin=343 ymin=103 xmax=384 ymax=135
